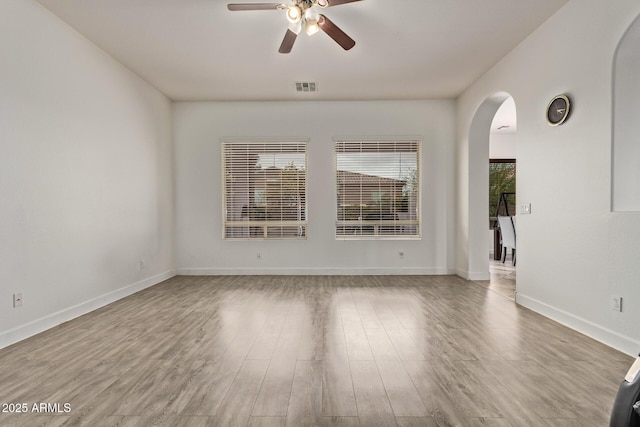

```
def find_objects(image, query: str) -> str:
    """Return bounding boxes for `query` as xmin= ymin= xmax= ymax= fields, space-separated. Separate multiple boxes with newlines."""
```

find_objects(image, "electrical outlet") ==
xmin=13 ymin=293 xmax=23 ymax=308
xmin=612 ymin=296 xmax=623 ymax=312
xmin=256 ymin=252 xmax=262 ymax=259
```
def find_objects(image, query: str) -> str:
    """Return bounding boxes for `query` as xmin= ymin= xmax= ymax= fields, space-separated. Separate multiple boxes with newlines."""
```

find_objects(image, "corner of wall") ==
xmin=0 ymin=271 xmax=176 ymax=350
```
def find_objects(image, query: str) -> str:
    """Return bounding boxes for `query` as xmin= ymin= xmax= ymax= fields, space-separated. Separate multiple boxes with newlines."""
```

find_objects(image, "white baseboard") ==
xmin=0 ymin=270 xmax=176 ymax=350
xmin=176 ymin=267 xmax=456 ymax=276
xmin=456 ymin=269 xmax=490 ymax=281
xmin=516 ymin=293 xmax=640 ymax=357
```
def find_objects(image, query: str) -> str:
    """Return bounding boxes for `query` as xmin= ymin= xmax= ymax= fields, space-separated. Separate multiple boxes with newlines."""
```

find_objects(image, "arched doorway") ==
xmin=613 ymin=13 xmax=640 ymax=212
xmin=467 ymin=92 xmax=517 ymax=298
xmin=488 ymin=97 xmax=517 ymax=298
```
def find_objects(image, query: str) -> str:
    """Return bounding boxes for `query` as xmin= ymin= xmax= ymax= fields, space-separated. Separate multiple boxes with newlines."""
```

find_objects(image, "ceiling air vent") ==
xmin=295 ymin=82 xmax=317 ymax=93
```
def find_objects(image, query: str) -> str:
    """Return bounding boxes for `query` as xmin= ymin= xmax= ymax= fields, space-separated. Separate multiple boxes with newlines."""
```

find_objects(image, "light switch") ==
xmin=520 ymin=203 xmax=531 ymax=214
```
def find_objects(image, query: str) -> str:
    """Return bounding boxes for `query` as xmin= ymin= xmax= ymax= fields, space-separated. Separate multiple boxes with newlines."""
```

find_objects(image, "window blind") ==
xmin=335 ymin=140 xmax=420 ymax=239
xmin=223 ymin=141 xmax=307 ymax=239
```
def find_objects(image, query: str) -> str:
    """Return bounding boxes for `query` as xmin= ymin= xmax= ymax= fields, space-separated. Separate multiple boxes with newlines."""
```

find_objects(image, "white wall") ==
xmin=0 ymin=0 xmax=175 ymax=348
xmin=174 ymin=100 xmax=455 ymax=275
xmin=490 ymin=131 xmax=516 ymax=159
xmin=457 ymin=0 xmax=640 ymax=355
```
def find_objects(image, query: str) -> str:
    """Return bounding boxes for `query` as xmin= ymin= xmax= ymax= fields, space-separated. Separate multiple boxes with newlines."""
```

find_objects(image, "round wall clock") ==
xmin=546 ymin=94 xmax=571 ymax=126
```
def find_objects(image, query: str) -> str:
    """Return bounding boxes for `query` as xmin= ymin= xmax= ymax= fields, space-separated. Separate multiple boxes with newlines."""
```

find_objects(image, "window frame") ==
xmin=222 ymin=139 xmax=308 ymax=240
xmin=334 ymin=138 xmax=421 ymax=240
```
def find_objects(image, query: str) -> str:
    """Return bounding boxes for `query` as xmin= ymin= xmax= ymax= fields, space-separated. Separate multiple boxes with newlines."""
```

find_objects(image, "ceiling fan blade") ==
xmin=318 ymin=15 xmax=355 ymax=50
xmin=326 ymin=0 xmax=363 ymax=6
xmin=227 ymin=3 xmax=285 ymax=11
xmin=279 ymin=29 xmax=297 ymax=53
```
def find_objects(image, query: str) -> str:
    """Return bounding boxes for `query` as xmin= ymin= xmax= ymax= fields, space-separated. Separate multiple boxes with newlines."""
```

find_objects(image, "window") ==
xmin=223 ymin=141 xmax=307 ymax=239
xmin=489 ymin=159 xmax=516 ymax=228
xmin=335 ymin=140 xmax=420 ymax=239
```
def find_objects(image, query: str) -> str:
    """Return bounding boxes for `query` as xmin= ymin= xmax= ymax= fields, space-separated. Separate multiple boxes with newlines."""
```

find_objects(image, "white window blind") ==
xmin=223 ymin=141 xmax=307 ymax=239
xmin=335 ymin=140 xmax=420 ymax=239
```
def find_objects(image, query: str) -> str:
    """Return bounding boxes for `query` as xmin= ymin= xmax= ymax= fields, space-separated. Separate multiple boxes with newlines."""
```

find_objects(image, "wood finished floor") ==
xmin=474 ymin=256 xmax=516 ymax=300
xmin=0 ymin=275 xmax=632 ymax=427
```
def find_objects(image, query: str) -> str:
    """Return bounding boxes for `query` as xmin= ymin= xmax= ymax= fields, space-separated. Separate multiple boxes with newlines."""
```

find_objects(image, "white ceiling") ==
xmin=35 ymin=0 xmax=568 ymax=101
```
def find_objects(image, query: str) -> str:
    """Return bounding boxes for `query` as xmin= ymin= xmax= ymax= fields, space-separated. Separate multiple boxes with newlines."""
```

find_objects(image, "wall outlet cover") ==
xmin=13 ymin=293 xmax=23 ymax=308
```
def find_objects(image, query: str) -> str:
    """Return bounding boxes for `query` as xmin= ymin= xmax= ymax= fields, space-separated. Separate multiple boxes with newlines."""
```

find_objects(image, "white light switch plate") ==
xmin=520 ymin=203 xmax=531 ymax=214
xmin=612 ymin=296 xmax=623 ymax=312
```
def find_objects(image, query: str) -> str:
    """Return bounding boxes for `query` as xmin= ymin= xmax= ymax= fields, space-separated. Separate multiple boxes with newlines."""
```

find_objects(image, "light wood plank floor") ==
xmin=0 ymin=275 xmax=631 ymax=426
xmin=474 ymin=256 xmax=516 ymax=299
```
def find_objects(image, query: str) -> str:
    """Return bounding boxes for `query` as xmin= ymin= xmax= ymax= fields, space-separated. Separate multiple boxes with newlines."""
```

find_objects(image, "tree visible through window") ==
xmin=223 ymin=142 xmax=307 ymax=239
xmin=489 ymin=159 xmax=516 ymax=227
xmin=335 ymin=140 xmax=420 ymax=239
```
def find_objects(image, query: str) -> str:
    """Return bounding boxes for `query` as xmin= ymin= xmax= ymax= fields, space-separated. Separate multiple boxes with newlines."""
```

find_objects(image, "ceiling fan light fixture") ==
xmin=286 ymin=5 xmax=302 ymax=23
xmin=289 ymin=20 xmax=302 ymax=35
xmin=226 ymin=0 xmax=360 ymax=52
xmin=304 ymin=8 xmax=320 ymax=35
xmin=305 ymin=19 xmax=320 ymax=35
xmin=304 ymin=8 xmax=319 ymax=21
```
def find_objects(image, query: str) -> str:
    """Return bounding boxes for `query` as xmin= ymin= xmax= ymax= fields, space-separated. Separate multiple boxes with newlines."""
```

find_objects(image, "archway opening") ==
xmin=488 ymin=97 xmax=517 ymax=298
xmin=613 ymin=13 xmax=640 ymax=212
xmin=467 ymin=92 xmax=517 ymax=299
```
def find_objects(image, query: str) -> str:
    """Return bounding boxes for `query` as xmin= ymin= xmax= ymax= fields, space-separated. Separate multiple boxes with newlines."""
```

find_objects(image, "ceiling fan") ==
xmin=227 ymin=0 xmax=363 ymax=53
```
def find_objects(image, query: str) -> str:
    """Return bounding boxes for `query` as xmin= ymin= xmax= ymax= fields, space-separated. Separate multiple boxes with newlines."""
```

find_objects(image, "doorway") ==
xmin=487 ymin=97 xmax=517 ymax=298
xmin=467 ymin=94 xmax=517 ymax=298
